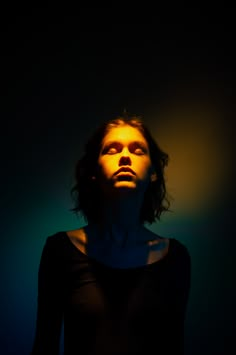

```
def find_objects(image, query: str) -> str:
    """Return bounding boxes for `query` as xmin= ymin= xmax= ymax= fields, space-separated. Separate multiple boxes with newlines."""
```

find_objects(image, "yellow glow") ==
xmin=148 ymin=102 xmax=231 ymax=215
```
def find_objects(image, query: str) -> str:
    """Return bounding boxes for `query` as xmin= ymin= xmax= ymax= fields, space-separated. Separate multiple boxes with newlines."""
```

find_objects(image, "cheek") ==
xmin=135 ymin=158 xmax=152 ymax=175
xmin=98 ymin=157 xmax=117 ymax=175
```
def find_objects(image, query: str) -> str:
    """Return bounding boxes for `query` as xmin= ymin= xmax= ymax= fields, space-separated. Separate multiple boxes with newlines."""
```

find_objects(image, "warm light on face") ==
xmin=97 ymin=125 xmax=153 ymax=194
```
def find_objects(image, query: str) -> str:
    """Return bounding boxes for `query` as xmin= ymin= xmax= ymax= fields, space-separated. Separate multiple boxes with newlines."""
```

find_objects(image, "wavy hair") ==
xmin=70 ymin=114 xmax=172 ymax=224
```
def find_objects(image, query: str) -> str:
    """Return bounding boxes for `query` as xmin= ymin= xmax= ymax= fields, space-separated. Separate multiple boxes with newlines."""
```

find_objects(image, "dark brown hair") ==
xmin=70 ymin=114 xmax=172 ymax=224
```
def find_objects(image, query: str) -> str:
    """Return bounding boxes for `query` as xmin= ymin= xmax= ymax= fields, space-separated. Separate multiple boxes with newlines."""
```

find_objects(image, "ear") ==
xmin=150 ymin=172 xmax=157 ymax=182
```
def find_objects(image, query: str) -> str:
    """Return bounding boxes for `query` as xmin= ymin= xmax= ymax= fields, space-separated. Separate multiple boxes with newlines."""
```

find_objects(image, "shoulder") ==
xmin=143 ymin=228 xmax=169 ymax=245
xmin=65 ymin=228 xmax=87 ymax=254
xmin=38 ymin=233 xmax=68 ymax=289
xmin=170 ymin=238 xmax=191 ymax=265
xmin=45 ymin=231 xmax=68 ymax=247
xmin=169 ymin=238 xmax=191 ymax=294
xmin=147 ymin=231 xmax=191 ymax=271
xmin=66 ymin=228 xmax=87 ymax=244
xmin=40 ymin=231 xmax=69 ymax=261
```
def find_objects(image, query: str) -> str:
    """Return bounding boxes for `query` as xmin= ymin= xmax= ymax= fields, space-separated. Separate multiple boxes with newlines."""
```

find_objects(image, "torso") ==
xmin=66 ymin=227 xmax=170 ymax=268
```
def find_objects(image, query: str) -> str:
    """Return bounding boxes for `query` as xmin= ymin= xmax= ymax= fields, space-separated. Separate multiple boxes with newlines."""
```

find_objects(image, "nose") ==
xmin=119 ymin=148 xmax=131 ymax=166
xmin=119 ymin=156 xmax=131 ymax=166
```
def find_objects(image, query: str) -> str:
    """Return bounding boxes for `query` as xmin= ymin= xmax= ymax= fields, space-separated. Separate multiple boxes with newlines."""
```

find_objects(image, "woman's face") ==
xmin=97 ymin=125 xmax=154 ymax=195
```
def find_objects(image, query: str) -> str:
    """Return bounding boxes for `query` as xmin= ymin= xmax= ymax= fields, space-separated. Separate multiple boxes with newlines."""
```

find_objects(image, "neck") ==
xmin=92 ymin=192 xmax=147 ymax=248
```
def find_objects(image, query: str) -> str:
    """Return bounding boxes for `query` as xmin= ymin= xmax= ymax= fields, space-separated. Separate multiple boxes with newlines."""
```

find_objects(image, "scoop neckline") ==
xmin=62 ymin=231 xmax=172 ymax=271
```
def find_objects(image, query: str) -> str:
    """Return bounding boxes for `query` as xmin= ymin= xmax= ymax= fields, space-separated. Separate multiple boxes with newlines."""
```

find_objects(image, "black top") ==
xmin=31 ymin=231 xmax=191 ymax=355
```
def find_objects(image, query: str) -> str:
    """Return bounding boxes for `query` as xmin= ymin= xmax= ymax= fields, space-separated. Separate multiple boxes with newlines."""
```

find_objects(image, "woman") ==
xmin=31 ymin=114 xmax=191 ymax=354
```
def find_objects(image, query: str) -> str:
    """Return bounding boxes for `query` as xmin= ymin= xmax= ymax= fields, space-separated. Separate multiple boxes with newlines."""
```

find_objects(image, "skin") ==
xmin=97 ymin=125 xmax=155 ymax=195
xmin=95 ymin=125 xmax=156 ymax=244
xmin=67 ymin=124 xmax=169 ymax=267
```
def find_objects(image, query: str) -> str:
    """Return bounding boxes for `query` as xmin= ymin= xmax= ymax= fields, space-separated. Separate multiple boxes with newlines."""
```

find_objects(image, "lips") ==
xmin=115 ymin=167 xmax=136 ymax=175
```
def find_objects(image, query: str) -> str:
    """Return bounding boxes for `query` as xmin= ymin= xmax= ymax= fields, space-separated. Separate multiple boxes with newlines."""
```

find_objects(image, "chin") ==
xmin=115 ymin=180 xmax=136 ymax=187
xmin=113 ymin=181 xmax=138 ymax=194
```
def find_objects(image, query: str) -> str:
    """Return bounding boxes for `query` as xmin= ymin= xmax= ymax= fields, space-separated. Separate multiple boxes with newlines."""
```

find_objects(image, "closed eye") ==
xmin=102 ymin=142 xmax=122 ymax=155
xmin=106 ymin=147 xmax=118 ymax=154
xmin=131 ymin=142 xmax=148 ymax=155
xmin=134 ymin=147 xmax=145 ymax=155
xmin=101 ymin=141 xmax=148 ymax=155
xmin=105 ymin=146 xmax=145 ymax=155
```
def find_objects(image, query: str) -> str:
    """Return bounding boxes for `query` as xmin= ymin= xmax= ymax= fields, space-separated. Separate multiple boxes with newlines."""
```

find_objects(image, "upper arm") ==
xmin=31 ymin=236 xmax=64 ymax=355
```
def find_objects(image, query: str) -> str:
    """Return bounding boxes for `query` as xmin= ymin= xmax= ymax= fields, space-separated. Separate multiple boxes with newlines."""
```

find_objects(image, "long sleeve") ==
xmin=167 ymin=242 xmax=192 ymax=354
xmin=31 ymin=236 xmax=65 ymax=355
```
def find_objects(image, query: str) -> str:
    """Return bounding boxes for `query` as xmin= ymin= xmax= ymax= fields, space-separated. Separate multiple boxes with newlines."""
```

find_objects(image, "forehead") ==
xmin=102 ymin=125 xmax=147 ymax=144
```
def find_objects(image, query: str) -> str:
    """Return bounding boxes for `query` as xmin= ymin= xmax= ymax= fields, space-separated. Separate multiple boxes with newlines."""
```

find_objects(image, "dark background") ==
xmin=0 ymin=5 xmax=235 ymax=355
